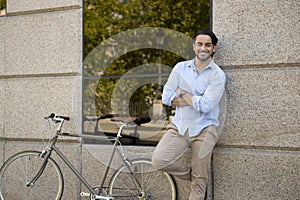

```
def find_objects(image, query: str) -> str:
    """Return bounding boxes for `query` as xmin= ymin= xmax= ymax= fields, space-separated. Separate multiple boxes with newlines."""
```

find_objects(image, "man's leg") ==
xmin=151 ymin=125 xmax=190 ymax=180
xmin=189 ymin=126 xmax=218 ymax=200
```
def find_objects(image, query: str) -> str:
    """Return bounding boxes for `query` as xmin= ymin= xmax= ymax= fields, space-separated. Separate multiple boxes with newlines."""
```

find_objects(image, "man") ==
xmin=152 ymin=30 xmax=226 ymax=200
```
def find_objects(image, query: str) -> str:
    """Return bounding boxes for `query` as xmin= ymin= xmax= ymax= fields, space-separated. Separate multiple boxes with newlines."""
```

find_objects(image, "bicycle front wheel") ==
xmin=108 ymin=158 xmax=177 ymax=200
xmin=0 ymin=150 xmax=64 ymax=200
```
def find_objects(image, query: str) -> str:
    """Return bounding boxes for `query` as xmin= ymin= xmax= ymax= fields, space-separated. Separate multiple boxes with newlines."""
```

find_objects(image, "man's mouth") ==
xmin=199 ymin=51 xmax=208 ymax=56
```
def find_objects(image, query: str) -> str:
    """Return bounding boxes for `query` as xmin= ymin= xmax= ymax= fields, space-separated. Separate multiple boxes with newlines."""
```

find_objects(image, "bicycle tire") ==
xmin=0 ymin=150 xmax=64 ymax=200
xmin=108 ymin=158 xmax=177 ymax=200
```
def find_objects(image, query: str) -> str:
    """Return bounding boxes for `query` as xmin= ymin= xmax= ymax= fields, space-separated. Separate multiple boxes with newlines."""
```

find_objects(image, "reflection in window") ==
xmin=83 ymin=0 xmax=210 ymax=145
xmin=0 ymin=0 xmax=6 ymax=16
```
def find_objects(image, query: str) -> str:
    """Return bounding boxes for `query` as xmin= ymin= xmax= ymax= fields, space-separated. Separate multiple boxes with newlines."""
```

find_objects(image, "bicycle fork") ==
xmin=26 ymin=148 xmax=51 ymax=187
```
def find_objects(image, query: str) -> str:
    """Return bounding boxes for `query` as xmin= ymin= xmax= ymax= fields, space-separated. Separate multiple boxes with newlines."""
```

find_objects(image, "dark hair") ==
xmin=192 ymin=30 xmax=218 ymax=46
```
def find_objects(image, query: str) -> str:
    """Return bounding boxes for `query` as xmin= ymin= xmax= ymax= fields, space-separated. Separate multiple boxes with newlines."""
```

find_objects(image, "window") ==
xmin=0 ymin=0 xmax=6 ymax=16
xmin=83 ymin=0 xmax=210 ymax=145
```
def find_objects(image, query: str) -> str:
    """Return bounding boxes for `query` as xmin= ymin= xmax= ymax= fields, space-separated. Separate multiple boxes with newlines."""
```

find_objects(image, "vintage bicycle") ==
xmin=0 ymin=113 xmax=177 ymax=199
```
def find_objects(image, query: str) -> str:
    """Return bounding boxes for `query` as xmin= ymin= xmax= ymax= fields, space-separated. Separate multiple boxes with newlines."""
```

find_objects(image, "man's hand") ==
xmin=171 ymin=97 xmax=189 ymax=106
xmin=175 ymin=88 xmax=182 ymax=96
xmin=172 ymin=88 xmax=193 ymax=106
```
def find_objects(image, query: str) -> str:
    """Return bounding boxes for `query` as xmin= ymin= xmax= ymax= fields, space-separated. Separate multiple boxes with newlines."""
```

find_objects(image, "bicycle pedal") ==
xmin=92 ymin=195 xmax=115 ymax=200
xmin=80 ymin=192 xmax=90 ymax=197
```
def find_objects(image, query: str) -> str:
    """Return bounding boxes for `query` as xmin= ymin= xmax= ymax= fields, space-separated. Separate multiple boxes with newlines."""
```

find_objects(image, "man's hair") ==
xmin=192 ymin=30 xmax=218 ymax=46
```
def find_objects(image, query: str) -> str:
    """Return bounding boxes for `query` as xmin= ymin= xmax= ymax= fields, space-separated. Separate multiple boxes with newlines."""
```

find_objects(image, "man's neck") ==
xmin=194 ymin=58 xmax=211 ymax=73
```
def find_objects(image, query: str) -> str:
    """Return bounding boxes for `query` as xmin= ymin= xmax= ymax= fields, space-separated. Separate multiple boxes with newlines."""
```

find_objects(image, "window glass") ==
xmin=83 ymin=0 xmax=210 ymax=145
xmin=0 ymin=0 xmax=6 ymax=16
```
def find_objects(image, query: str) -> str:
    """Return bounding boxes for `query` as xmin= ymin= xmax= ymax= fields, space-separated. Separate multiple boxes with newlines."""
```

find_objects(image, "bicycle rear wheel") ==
xmin=0 ymin=150 xmax=64 ymax=200
xmin=108 ymin=158 xmax=177 ymax=200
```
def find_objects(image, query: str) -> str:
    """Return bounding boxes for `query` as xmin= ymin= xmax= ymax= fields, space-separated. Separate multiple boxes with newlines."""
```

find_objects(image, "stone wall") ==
xmin=0 ymin=0 xmax=299 ymax=199
xmin=212 ymin=0 xmax=300 ymax=199
xmin=0 ymin=1 xmax=83 ymax=199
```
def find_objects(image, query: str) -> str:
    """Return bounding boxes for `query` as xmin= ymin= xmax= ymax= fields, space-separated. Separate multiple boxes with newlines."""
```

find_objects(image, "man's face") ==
xmin=193 ymin=34 xmax=217 ymax=62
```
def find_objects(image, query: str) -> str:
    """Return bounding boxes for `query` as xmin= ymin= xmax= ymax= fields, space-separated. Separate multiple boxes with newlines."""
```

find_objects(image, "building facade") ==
xmin=0 ymin=0 xmax=299 ymax=199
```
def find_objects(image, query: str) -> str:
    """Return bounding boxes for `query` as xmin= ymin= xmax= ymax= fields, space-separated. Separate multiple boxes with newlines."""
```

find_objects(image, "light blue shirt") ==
xmin=162 ymin=59 xmax=226 ymax=137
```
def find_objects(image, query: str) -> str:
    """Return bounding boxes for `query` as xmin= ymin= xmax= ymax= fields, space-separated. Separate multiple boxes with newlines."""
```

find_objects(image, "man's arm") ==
xmin=171 ymin=96 xmax=190 ymax=106
xmin=162 ymin=64 xmax=183 ymax=106
xmin=173 ymin=88 xmax=193 ymax=106
xmin=189 ymin=72 xmax=226 ymax=113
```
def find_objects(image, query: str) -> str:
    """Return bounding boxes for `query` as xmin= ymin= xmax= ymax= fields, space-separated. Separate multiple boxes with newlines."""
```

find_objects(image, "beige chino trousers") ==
xmin=152 ymin=124 xmax=218 ymax=200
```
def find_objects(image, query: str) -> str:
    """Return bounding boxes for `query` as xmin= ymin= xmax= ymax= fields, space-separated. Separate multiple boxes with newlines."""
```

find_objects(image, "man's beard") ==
xmin=196 ymin=51 xmax=212 ymax=62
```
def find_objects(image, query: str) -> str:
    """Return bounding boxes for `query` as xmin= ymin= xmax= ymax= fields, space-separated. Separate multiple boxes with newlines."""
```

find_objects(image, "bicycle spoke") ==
xmin=0 ymin=151 xmax=64 ymax=200
xmin=108 ymin=158 xmax=177 ymax=200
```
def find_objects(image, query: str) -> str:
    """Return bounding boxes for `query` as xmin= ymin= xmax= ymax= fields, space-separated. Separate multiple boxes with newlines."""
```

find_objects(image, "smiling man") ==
xmin=152 ymin=30 xmax=226 ymax=200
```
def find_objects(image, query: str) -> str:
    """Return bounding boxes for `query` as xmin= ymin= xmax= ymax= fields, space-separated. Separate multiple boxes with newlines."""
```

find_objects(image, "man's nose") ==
xmin=198 ymin=45 xmax=206 ymax=50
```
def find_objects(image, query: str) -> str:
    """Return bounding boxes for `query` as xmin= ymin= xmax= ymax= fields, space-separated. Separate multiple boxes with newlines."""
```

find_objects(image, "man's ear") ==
xmin=213 ymin=45 xmax=217 ymax=52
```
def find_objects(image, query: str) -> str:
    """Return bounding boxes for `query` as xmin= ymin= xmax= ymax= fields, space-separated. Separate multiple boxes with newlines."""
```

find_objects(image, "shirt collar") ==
xmin=188 ymin=59 xmax=215 ymax=70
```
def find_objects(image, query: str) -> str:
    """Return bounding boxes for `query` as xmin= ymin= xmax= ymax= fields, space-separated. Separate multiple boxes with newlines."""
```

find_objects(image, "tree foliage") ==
xmin=84 ymin=0 xmax=210 ymax=58
xmin=0 ymin=0 xmax=5 ymax=11
xmin=84 ymin=0 xmax=210 ymax=117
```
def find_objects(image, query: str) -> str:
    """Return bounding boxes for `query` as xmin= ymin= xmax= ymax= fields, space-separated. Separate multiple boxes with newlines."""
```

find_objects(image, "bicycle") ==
xmin=0 ymin=113 xmax=177 ymax=200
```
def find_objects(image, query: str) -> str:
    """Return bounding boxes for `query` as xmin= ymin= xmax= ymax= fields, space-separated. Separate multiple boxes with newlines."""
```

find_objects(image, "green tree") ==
xmin=0 ymin=0 xmax=6 ymax=11
xmin=84 ymin=0 xmax=210 ymax=117
xmin=84 ymin=0 xmax=210 ymax=58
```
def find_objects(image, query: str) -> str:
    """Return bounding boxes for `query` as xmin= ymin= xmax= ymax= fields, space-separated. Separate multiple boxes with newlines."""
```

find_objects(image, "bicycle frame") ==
xmin=27 ymin=120 xmax=142 ymax=199
xmin=0 ymin=114 xmax=177 ymax=200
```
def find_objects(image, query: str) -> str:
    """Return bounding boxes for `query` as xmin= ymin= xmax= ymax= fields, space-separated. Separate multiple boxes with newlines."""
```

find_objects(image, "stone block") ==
xmin=0 ymin=80 xmax=3 ymax=137
xmin=3 ymin=141 xmax=82 ymax=200
xmin=0 ymin=142 xmax=4 ymax=164
xmin=213 ymin=0 xmax=300 ymax=66
xmin=212 ymin=148 xmax=300 ymax=200
xmin=0 ymin=19 xmax=4 ymax=75
xmin=4 ymin=9 xmax=82 ymax=75
xmin=0 ymin=17 xmax=5 ymax=137
xmin=219 ymin=66 xmax=300 ymax=148
xmin=3 ymin=76 xmax=82 ymax=139
xmin=7 ymin=0 xmax=82 ymax=14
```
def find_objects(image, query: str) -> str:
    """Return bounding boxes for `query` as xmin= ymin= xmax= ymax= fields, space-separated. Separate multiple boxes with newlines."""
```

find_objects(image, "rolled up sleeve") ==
xmin=162 ymin=89 xmax=177 ymax=106
xmin=192 ymin=72 xmax=226 ymax=113
xmin=162 ymin=65 xmax=180 ymax=106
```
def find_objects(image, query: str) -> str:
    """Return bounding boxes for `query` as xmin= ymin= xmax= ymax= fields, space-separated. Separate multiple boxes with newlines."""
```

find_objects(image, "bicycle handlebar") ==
xmin=46 ymin=113 xmax=151 ymax=126
xmin=45 ymin=113 xmax=70 ymax=121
